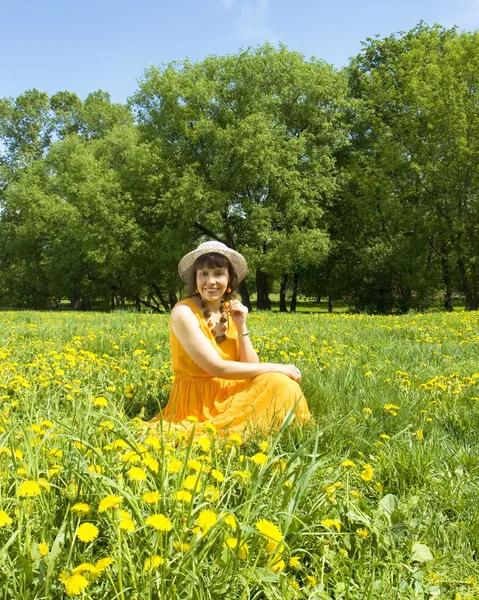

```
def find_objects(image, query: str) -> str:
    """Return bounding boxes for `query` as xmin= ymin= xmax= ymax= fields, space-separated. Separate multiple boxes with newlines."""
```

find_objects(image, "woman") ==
xmin=149 ymin=241 xmax=310 ymax=435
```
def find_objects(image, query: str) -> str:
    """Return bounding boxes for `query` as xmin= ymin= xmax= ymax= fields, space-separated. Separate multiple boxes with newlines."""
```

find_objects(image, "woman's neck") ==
xmin=197 ymin=295 xmax=222 ymax=312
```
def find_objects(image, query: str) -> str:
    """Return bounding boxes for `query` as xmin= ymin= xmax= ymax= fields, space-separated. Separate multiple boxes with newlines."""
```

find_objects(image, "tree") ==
xmin=132 ymin=44 xmax=347 ymax=309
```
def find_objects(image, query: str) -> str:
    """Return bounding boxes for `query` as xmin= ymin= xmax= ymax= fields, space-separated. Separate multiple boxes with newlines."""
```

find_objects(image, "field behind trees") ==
xmin=0 ymin=309 xmax=478 ymax=598
xmin=1 ymin=23 xmax=479 ymax=314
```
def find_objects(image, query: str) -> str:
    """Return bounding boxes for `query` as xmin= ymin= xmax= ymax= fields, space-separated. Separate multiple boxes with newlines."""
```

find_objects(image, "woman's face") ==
xmin=196 ymin=266 xmax=229 ymax=303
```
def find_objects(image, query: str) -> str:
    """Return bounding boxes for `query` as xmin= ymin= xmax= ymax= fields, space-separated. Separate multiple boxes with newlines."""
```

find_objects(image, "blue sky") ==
xmin=2 ymin=0 xmax=479 ymax=104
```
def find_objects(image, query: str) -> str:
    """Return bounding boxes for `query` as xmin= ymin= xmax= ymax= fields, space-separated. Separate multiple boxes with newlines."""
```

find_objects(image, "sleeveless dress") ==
xmin=149 ymin=298 xmax=311 ymax=435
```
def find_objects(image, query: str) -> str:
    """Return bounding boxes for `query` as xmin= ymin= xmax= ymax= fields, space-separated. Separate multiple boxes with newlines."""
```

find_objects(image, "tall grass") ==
xmin=0 ymin=310 xmax=478 ymax=598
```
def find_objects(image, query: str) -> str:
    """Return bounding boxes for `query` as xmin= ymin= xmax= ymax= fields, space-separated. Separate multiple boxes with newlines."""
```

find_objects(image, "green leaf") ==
xmin=411 ymin=543 xmax=434 ymax=563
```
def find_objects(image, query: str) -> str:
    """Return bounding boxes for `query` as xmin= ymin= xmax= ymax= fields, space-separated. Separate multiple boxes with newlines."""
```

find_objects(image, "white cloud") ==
xmin=223 ymin=0 xmax=277 ymax=43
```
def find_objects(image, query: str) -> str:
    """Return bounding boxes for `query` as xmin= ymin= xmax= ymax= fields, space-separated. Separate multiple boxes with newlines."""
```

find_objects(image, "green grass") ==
xmin=0 ymin=310 xmax=478 ymax=599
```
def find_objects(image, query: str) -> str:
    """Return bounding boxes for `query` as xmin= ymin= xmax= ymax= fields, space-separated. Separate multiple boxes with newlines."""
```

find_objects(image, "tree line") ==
xmin=1 ymin=23 xmax=478 ymax=313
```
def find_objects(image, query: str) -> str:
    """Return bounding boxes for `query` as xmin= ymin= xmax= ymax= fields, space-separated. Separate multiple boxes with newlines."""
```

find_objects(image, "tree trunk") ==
xmin=457 ymin=258 xmax=479 ymax=310
xmin=151 ymin=283 xmax=172 ymax=312
xmin=256 ymin=270 xmax=271 ymax=310
xmin=239 ymin=281 xmax=252 ymax=311
xmin=328 ymin=295 xmax=333 ymax=313
xmin=290 ymin=272 xmax=299 ymax=312
xmin=169 ymin=292 xmax=179 ymax=310
xmin=279 ymin=272 xmax=288 ymax=313
xmin=71 ymin=289 xmax=81 ymax=310
xmin=441 ymin=247 xmax=453 ymax=312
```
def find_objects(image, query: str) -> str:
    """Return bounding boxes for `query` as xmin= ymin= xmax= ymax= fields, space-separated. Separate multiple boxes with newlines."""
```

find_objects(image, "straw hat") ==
xmin=178 ymin=241 xmax=248 ymax=283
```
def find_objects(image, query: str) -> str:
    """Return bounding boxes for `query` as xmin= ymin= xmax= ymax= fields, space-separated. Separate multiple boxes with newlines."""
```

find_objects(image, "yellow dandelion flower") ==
xmin=48 ymin=466 xmax=63 ymax=478
xmin=205 ymin=485 xmax=219 ymax=502
xmin=196 ymin=436 xmax=211 ymax=452
xmin=251 ymin=452 xmax=268 ymax=466
xmin=118 ymin=514 xmax=135 ymax=532
xmin=17 ymin=480 xmax=42 ymax=498
xmin=76 ymin=523 xmax=99 ymax=543
xmin=270 ymin=558 xmax=285 ymax=573
xmin=186 ymin=415 xmax=199 ymax=423
xmin=341 ymin=459 xmax=356 ymax=468
xmin=224 ymin=538 xmax=249 ymax=559
xmin=71 ymin=563 xmax=101 ymax=577
xmin=196 ymin=509 xmax=217 ymax=533
xmin=203 ymin=423 xmax=217 ymax=435
xmin=356 ymin=528 xmax=369 ymax=538
xmin=176 ymin=490 xmax=192 ymax=503
xmin=183 ymin=474 xmax=201 ymax=491
xmin=226 ymin=433 xmax=242 ymax=446
xmin=128 ymin=467 xmax=147 ymax=482
xmin=321 ymin=519 xmax=341 ymax=532
xmin=256 ymin=519 xmax=283 ymax=543
xmin=144 ymin=435 xmax=160 ymax=449
xmin=95 ymin=557 xmax=114 ymax=571
xmin=61 ymin=573 xmax=89 ymax=596
xmin=142 ymin=456 xmax=159 ymax=473
xmin=222 ymin=513 xmax=236 ymax=529
xmin=173 ymin=541 xmax=190 ymax=552
xmin=0 ymin=510 xmax=13 ymax=528
xmin=145 ymin=514 xmax=173 ymax=532
xmin=211 ymin=469 xmax=224 ymax=482
xmin=188 ymin=459 xmax=202 ymax=472
xmin=144 ymin=555 xmax=165 ymax=571
xmin=289 ymin=556 xmax=300 ymax=568
xmin=88 ymin=464 xmax=103 ymax=474
xmin=167 ymin=459 xmax=182 ymax=474
xmin=92 ymin=396 xmax=107 ymax=407
xmin=361 ymin=464 xmax=374 ymax=482
xmin=38 ymin=542 xmax=49 ymax=556
xmin=416 ymin=429 xmax=424 ymax=440
xmin=306 ymin=575 xmax=317 ymax=586
xmin=71 ymin=503 xmax=91 ymax=514
xmin=143 ymin=491 xmax=161 ymax=504
xmin=98 ymin=495 xmax=123 ymax=513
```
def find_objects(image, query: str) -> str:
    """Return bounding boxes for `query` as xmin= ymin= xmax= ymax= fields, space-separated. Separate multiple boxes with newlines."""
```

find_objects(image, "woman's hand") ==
xmin=276 ymin=364 xmax=302 ymax=383
xmin=228 ymin=299 xmax=248 ymax=330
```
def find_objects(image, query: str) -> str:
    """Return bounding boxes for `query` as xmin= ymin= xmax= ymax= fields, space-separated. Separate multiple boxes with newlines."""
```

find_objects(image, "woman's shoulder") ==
xmin=171 ymin=299 xmax=200 ymax=323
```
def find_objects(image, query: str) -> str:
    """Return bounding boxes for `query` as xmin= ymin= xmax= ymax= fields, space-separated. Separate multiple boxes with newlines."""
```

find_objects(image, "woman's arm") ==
xmin=171 ymin=304 xmax=301 ymax=382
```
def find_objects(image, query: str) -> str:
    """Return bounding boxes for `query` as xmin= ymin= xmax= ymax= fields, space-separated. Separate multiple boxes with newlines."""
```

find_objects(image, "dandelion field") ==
xmin=0 ymin=310 xmax=478 ymax=599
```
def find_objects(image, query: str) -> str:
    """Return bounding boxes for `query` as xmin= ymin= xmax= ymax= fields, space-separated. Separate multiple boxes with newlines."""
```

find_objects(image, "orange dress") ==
xmin=150 ymin=298 xmax=311 ymax=435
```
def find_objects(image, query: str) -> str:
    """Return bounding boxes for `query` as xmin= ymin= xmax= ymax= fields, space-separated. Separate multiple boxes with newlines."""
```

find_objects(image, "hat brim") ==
xmin=178 ymin=242 xmax=248 ymax=284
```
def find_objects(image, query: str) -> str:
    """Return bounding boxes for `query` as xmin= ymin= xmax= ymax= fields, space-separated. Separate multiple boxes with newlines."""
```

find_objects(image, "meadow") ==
xmin=0 ymin=309 xmax=478 ymax=599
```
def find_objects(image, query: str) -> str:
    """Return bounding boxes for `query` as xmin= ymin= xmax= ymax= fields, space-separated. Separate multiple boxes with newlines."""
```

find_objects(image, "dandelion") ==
xmin=211 ymin=469 xmax=224 ymax=482
xmin=416 ymin=429 xmax=424 ymax=440
xmin=38 ymin=542 xmax=49 ymax=556
xmin=0 ymin=510 xmax=12 ymax=528
xmin=142 ymin=456 xmax=159 ymax=473
xmin=306 ymin=575 xmax=317 ymax=586
xmin=289 ymin=556 xmax=300 ymax=568
xmin=196 ymin=509 xmax=218 ymax=533
xmin=340 ymin=459 xmax=356 ymax=467
xmin=176 ymin=490 xmax=192 ymax=503
xmin=61 ymin=573 xmax=89 ymax=596
xmin=128 ymin=467 xmax=147 ymax=482
xmin=227 ymin=433 xmax=242 ymax=446
xmin=88 ymin=464 xmax=103 ymax=474
xmin=196 ymin=436 xmax=211 ymax=452
xmin=118 ymin=511 xmax=135 ymax=532
xmin=321 ymin=519 xmax=341 ymax=532
xmin=270 ymin=558 xmax=285 ymax=572
xmin=256 ymin=519 xmax=283 ymax=543
xmin=98 ymin=495 xmax=123 ymax=513
xmin=167 ymin=460 xmax=182 ymax=474
xmin=144 ymin=555 xmax=165 ymax=571
xmin=17 ymin=480 xmax=42 ymax=498
xmin=186 ymin=415 xmax=199 ymax=423
xmin=174 ymin=541 xmax=190 ymax=552
xmin=356 ymin=528 xmax=369 ymax=538
xmin=96 ymin=557 xmax=114 ymax=571
xmin=145 ymin=514 xmax=173 ymax=532
xmin=361 ymin=464 xmax=374 ymax=482
xmin=92 ymin=396 xmax=108 ymax=408
xmin=71 ymin=503 xmax=91 ymax=514
xmin=188 ymin=459 xmax=202 ymax=472
xmin=183 ymin=474 xmax=201 ymax=491
xmin=251 ymin=452 xmax=268 ymax=466
xmin=224 ymin=538 xmax=249 ymax=559
xmin=76 ymin=523 xmax=99 ymax=543
xmin=143 ymin=491 xmax=161 ymax=504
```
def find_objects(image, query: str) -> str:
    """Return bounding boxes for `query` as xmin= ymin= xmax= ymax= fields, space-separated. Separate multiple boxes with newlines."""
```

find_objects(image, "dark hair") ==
xmin=186 ymin=252 xmax=238 ymax=298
